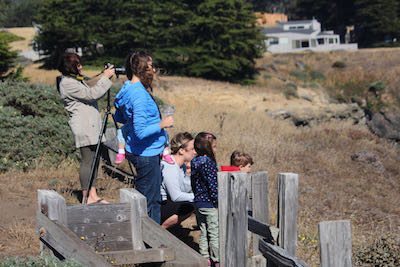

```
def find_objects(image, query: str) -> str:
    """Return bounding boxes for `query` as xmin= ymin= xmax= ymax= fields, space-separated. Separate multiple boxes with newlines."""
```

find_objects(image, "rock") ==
xmin=268 ymin=103 xmax=365 ymax=127
xmin=351 ymin=151 xmax=386 ymax=174
xmin=366 ymin=109 xmax=400 ymax=141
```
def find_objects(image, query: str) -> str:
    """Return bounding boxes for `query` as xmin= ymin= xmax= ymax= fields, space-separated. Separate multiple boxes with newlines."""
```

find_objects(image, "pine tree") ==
xmin=35 ymin=0 xmax=265 ymax=82
xmin=0 ymin=32 xmax=18 ymax=77
xmin=185 ymin=0 xmax=265 ymax=82
xmin=354 ymin=0 xmax=400 ymax=47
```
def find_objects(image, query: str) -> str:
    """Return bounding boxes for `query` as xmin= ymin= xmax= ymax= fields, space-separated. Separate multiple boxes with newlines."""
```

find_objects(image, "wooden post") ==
xmin=37 ymin=190 xmax=67 ymax=256
xmin=277 ymin=173 xmax=298 ymax=256
xmin=38 ymin=190 xmax=67 ymax=225
xmin=218 ymin=172 xmax=248 ymax=267
xmin=319 ymin=220 xmax=352 ymax=267
xmin=249 ymin=171 xmax=269 ymax=266
xmin=119 ymin=188 xmax=146 ymax=250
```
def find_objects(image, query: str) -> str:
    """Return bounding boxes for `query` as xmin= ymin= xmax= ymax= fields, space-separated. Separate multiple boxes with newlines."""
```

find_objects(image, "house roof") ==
xmin=262 ymin=27 xmax=316 ymax=35
xmin=278 ymin=20 xmax=315 ymax=25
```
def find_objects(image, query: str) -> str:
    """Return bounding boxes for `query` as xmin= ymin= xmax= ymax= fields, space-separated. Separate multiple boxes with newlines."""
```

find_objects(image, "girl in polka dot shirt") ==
xmin=191 ymin=132 xmax=219 ymax=266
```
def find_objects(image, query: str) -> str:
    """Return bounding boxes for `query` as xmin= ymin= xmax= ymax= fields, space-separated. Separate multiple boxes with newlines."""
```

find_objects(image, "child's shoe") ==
xmin=162 ymin=153 xmax=174 ymax=164
xmin=115 ymin=153 xmax=125 ymax=164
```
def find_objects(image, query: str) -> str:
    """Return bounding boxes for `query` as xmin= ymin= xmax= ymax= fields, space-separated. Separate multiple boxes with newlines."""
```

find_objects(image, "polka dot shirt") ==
xmin=191 ymin=155 xmax=218 ymax=208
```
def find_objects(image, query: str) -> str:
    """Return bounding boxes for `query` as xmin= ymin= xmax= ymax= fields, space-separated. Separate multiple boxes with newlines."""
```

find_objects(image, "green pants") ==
xmin=196 ymin=208 xmax=219 ymax=262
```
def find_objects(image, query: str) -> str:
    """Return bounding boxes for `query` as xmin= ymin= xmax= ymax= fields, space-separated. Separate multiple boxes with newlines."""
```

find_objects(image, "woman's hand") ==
xmin=103 ymin=65 xmax=115 ymax=79
xmin=160 ymin=116 xmax=174 ymax=129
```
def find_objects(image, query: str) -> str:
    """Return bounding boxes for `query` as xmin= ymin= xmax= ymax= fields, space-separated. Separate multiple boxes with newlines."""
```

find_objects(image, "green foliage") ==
xmin=369 ymin=80 xmax=386 ymax=92
xmin=354 ymin=0 xmax=400 ymax=47
xmin=0 ymin=81 xmax=76 ymax=172
xmin=309 ymin=70 xmax=325 ymax=81
xmin=290 ymin=70 xmax=308 ymax=81
xmin=35 ymin=0 xmax=265 ymax=82
xmin=283 ymin=82 xmax=298 ymax=99
xmin=0 ymin=0 xmax=41 ymax=27
xmin=0 ymin=32 xmax=18 ymax=76
xmin=355 ymin=234 xmax=400 ymax=266
xmin=0 ymin=255 xmax=83 ymax=267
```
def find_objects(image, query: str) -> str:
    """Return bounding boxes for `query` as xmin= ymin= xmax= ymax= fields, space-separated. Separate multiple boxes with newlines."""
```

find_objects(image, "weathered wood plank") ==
xmin=37 ymin=190 xmax=67 ymax=255
xmin=259 ymin=239 xmax=309 ymax=267
xmin=277 ymin=173 xmax=298 ymax=256
xmin=142 ymin=216 xmax=207 ymax=267
xmin=37 ymin=212 xmax=111 ymax=266
xmin=319 ymin=220 xmax=352 ymax=267
xmin=66 ymin=203 xmax=130 ymax=224
xmin=218 ymin=171 xmax=229 ymax=266
xmin=99 ymin=248 xmax=175 ymax=264
xmin=119 ymin=188 xmax=146 ymax=250
xmin=250 ymin=171 xmax=269 ymax=266
xmin=218 ymin=172 xmax=248 ymax=267
xmin=38 ymin=190 xmax=67 ymax=224
xmin=68 ymin=221 xmax=132 ymax=250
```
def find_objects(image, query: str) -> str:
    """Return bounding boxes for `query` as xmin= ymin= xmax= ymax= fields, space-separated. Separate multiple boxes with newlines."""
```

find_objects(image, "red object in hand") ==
xmin=220 ymin=165 xmax=240 ymax=172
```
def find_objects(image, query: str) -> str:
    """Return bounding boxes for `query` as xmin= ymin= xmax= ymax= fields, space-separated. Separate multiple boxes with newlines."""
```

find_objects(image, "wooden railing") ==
xmin=217 ymin=172 xmax=353 ymax=267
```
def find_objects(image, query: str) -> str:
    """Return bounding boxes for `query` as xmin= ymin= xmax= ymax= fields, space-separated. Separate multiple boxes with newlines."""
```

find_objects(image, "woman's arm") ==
xmin=131 ymin=89 xmax=163 ymax=139
xmin=61 ymin=76 xmax=112 ymax=102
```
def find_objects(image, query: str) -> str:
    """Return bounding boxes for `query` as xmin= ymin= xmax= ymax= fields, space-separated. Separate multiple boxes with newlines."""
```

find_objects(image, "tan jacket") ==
xmin=59 ymin=76 xmax=112 ymax=148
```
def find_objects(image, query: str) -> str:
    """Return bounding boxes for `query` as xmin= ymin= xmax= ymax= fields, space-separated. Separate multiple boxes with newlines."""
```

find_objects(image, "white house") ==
xmin=263 ymin=19 xmax=358 ymax=53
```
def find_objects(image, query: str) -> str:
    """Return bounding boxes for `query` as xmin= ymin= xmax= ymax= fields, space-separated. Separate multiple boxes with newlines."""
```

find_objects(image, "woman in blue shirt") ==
xmin=114 ymin=51 xmax=173 ymax=223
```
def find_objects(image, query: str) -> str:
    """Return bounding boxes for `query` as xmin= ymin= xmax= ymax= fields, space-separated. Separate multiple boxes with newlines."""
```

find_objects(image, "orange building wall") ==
xmin=255 ymin=13 xmax=288 ymax=27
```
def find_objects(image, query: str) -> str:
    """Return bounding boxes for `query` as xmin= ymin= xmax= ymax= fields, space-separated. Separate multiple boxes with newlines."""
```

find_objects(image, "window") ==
xmin=317 ymin=38 xmax=325 ymax=45
xmin=268 ymin=38 xmax=279 ymax=45
xmin=301 ymin=40 xmax=310 ymax=48
xmin=329 ymin=38 xmax=335 ymax=44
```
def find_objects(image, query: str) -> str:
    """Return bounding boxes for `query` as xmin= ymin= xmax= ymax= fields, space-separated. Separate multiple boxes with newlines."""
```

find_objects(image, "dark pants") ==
xmin=127 ymin=154 xmax=162 ymax=224
xmin=79 ymin=144 xmax=110 ymax=190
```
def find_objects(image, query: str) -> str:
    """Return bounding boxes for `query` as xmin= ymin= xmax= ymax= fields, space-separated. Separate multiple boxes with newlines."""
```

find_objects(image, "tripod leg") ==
xmin=83 ymin=111 xmax=110 ymax=205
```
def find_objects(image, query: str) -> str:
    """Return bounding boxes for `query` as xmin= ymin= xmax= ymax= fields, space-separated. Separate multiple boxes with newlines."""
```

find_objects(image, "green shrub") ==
xmin=0 ymin=255 xmax=83 ymax=267
xmin=283 ymin=82 xmax=298 ymax=99
xmin=355 ymin=234 xmax=400 ymax=267
xmin=289 ymin=70 xmax=308 ymax=81
xmin=309 ymin=70 xmax=325 ymax=81
xmin=0 ymin=81 xmax=76 ymax=172
xmin=369 ymin=81 xmax=386 ymax=92
xmin=332 ymin=61 xmax=347 ymax=68
xmin=0 ymin=31 xmax=24 ymax=43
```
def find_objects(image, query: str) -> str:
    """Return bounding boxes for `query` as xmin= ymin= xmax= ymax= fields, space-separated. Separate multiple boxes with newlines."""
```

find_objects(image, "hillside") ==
xmin=1 ymin=28 xmax=399 ymax=266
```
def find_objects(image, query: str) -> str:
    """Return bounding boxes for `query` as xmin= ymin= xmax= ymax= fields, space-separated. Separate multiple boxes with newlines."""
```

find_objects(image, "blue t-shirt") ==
xmin=114 ymin=81 xmax=167 ymax=156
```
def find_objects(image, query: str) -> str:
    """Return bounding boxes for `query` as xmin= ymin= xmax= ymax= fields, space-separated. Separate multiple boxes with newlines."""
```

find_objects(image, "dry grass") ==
xmin=2 ymin=27 xmax=400 ymax=266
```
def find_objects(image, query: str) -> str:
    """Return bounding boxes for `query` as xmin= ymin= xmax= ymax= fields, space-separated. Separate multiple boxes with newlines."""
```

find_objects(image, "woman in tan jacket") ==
xmin=58 ymin=52 xmax=115 ymax=204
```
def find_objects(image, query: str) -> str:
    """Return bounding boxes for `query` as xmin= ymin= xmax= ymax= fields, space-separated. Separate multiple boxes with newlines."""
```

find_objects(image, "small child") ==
xmin=191 ymin=132 xmax=219 ymax=266
xmin=115 ymin=126 xmax=173 ymax=164
xmin=220 ymin=150 xmax=253 ymax=173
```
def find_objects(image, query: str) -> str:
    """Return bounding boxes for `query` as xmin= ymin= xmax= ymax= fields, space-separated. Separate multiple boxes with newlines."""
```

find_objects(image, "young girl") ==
xmin=191 ymin=132 xmax=219 ymax=266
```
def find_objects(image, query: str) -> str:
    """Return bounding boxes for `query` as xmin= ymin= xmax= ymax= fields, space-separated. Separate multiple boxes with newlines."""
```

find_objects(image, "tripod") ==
xmin=82 ymin=87 xmax=135 ymax=204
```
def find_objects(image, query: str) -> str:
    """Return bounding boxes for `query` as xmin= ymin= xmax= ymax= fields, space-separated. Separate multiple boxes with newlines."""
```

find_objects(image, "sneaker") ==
xmin=162 ymin=154 xmax=174 ymax=164
xmin=115 ymin=153 xmax=125 ymax=164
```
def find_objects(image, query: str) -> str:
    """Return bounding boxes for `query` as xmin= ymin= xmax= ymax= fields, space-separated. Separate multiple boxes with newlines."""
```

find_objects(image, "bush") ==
xmin=289 ymin=70 xmax=308 ymax=81
xmin=0 ymin=255 xmax=83 ymax=266
xmin=0 ymin=81 xmax=76 ymax=172
xmin=309 ymin=70 xmax=325 ymax=81
xmin=283 ymin=82 xmax=298 ymax=99
xmin=332 ymin=61 xmax=347 ymax=68
xmin=355 ymin=234 xmax=400 ymax=266
xmin=369 ymin=81 xmax=386 ymax=92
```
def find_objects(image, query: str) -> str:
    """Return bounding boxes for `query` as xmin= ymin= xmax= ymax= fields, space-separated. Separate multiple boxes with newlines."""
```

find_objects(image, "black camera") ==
xmin=104 ymin=63 xmax=126 ymax=76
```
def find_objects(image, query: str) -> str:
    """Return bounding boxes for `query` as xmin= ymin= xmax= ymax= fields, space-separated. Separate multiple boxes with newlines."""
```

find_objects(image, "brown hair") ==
xmin=57 ymin=52 xmax=81 ymax=76
xmin=170 ymin=132 xmax=194 ymax=155
xmin=230 ymin=150 xmax=254 ymax=167
xmin=125 ymin=51 xmax=154 ymax=89
xmin=194 ymin=132 xmax=217 ymax=162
